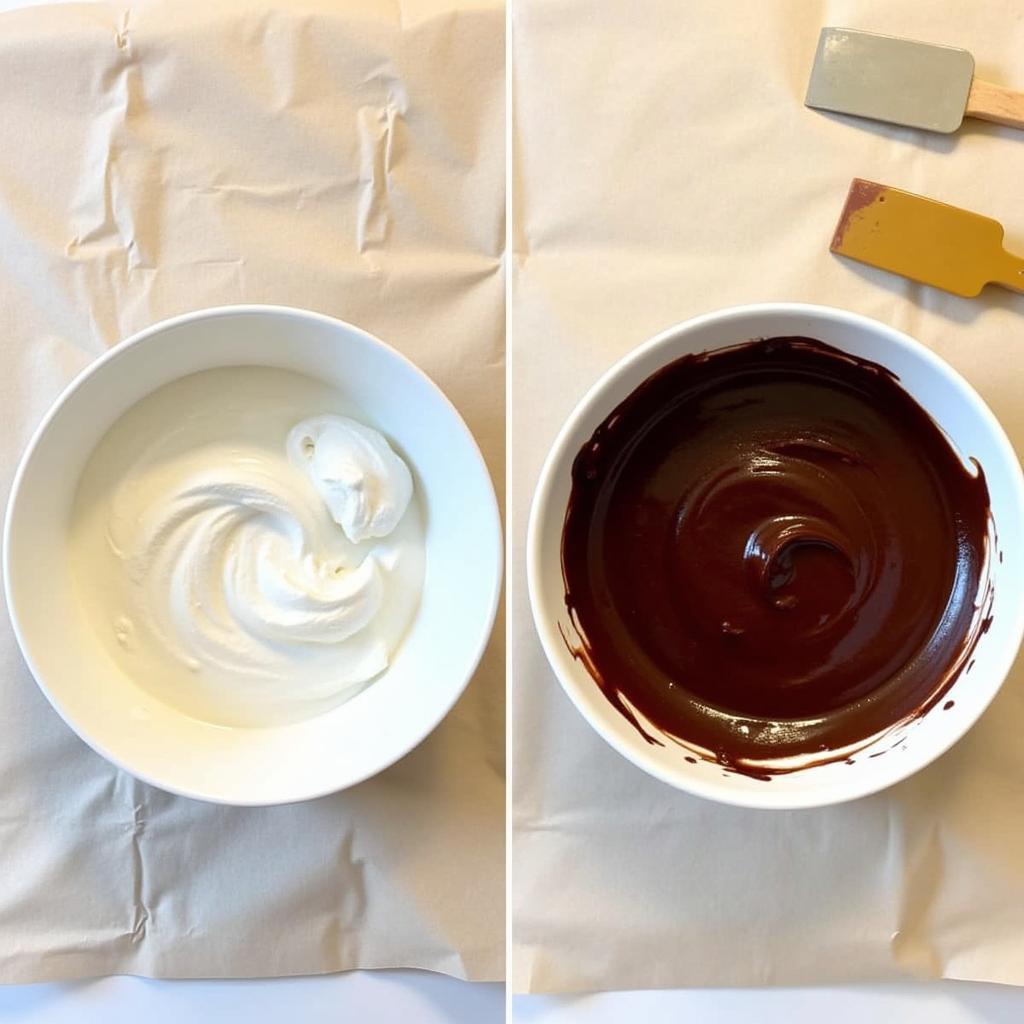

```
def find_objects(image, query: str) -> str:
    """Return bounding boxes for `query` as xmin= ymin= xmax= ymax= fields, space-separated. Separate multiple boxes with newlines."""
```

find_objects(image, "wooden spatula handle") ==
xmin=965 ymin=78 xmax=1024 ymax=130
xmin=994 ymin=250 xmax=1024 ymax=294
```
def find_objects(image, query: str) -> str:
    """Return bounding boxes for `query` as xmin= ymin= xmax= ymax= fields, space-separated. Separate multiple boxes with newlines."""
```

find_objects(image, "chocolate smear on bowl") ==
xmin=560 ymin=337 xmax=992 ymax=777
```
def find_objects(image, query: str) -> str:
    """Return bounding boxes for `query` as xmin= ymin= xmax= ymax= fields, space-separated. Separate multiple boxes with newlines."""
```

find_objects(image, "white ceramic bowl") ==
xmin=528 ymin=303 xmax=1024 ymax=809
xmin=4 ymin=305 xmax=502 ymax=805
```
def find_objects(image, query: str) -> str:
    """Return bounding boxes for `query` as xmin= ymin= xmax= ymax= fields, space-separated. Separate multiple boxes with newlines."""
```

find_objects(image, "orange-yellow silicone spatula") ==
xmin=831 ymin=179 xmax=1024 ymax=297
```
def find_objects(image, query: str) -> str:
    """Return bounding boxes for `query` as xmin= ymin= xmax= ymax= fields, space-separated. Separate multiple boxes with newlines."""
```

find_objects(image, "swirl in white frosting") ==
xmin=70 ymin=368 xmax=424 ymax=727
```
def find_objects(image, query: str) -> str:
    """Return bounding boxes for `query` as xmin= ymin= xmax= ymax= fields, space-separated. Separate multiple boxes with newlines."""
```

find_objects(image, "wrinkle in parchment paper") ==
xmin=0 ymin=0 xmax=504 ymax=984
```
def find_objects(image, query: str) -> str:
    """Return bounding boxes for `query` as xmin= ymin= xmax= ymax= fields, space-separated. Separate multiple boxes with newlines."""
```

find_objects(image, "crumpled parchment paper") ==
xmin=510 ymin=0 xmax=1024 ymax=994
xmin=0 ymin=0 xmax=504 ymax=983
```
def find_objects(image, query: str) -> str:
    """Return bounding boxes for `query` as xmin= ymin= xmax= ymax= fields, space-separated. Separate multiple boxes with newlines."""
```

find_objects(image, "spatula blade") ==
xmin=806 ymin=28 xmax=974 ymax=134
xmin=831 ymin=179 xmax=1005 ymax=297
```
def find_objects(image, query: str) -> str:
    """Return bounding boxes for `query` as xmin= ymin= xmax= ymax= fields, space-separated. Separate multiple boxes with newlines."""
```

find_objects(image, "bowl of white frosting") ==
xmin=3 ymin=306 xmax=502 ymax=804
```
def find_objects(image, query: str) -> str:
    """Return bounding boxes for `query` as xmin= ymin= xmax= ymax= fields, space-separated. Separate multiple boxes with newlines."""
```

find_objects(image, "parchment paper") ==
xmin=510 ymin=0 xmax=1024 ymax=994
xmin=0 ymin=0 xmax=504 ymax=983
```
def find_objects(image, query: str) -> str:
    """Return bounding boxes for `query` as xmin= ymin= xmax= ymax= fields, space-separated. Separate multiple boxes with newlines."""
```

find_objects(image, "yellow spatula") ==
xmin=831 ymin=178 xmax=1024 ymax=297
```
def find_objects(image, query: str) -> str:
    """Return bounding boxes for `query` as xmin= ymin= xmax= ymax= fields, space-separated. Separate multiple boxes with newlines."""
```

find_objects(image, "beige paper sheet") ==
xmin=510 ymin=0 xmax=1024 ymax=994
xmin=0 ymin=0 xmax=504 ymax=984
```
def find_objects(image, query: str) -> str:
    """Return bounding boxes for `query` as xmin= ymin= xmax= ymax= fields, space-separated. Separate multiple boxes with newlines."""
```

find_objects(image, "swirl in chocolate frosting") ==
xmin=561 ymin=337 xmax=992 ymax=776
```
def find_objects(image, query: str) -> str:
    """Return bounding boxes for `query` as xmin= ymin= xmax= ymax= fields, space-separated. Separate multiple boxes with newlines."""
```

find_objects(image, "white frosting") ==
xmin=70 ymin=367 xmax=424 ymax=727
xmin=287 ymin=415 xmax=413 ymax=544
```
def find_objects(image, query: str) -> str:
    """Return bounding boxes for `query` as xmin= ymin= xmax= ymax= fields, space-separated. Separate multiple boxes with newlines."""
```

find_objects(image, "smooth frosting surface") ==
xmin=561 ymin=337 xmax=991 ymax=775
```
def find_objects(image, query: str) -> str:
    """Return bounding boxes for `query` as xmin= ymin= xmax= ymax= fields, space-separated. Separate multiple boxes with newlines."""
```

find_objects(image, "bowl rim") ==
xmin=526 ymin=301 xmax=1024 ymax=809
xmin=3 ymin=303 xmax=504 ymax=805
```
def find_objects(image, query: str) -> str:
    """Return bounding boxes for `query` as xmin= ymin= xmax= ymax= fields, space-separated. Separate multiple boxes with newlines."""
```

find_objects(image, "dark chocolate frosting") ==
xmin=561 ymin=337 xmax=991 ymax=776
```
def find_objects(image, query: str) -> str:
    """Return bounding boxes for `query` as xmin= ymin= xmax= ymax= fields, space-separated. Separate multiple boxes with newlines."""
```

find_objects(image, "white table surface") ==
xmin=514 ymin=983 xmax=1024 ymax=1023
xmin=0 ymin=974 xmax=505 ymax=1022
xmin=5 ymin=976 xmax=1023 ymax=1022
xmin=3 ymin=978 xmax=1024 ymax=1023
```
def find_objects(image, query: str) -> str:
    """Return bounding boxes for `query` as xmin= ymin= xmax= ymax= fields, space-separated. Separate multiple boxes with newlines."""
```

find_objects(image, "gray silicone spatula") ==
xmin=806 ymin=27 xmax=1024 ymax=134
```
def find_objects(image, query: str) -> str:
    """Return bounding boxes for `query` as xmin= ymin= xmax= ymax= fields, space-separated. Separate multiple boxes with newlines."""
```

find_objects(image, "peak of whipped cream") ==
xmin=287 ymin=415 xmax=413 ymax=544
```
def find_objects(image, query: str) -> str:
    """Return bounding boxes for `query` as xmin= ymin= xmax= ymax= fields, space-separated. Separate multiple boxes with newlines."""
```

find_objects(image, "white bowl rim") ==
xmin=3 ymin=303 xmax=504 ymax=805
xmin=527 ymin=301 xmax=1024 ymax=810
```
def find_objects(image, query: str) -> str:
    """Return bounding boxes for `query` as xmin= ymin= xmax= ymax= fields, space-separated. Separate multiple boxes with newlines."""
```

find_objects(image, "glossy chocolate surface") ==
xmin=561 ymin=337 xmax=991 ymax=775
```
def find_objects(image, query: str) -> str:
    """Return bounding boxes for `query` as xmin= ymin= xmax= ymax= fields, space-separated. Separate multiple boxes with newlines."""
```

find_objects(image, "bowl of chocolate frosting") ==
xmin=528 ymin=303 xmax=1024 ymax=808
